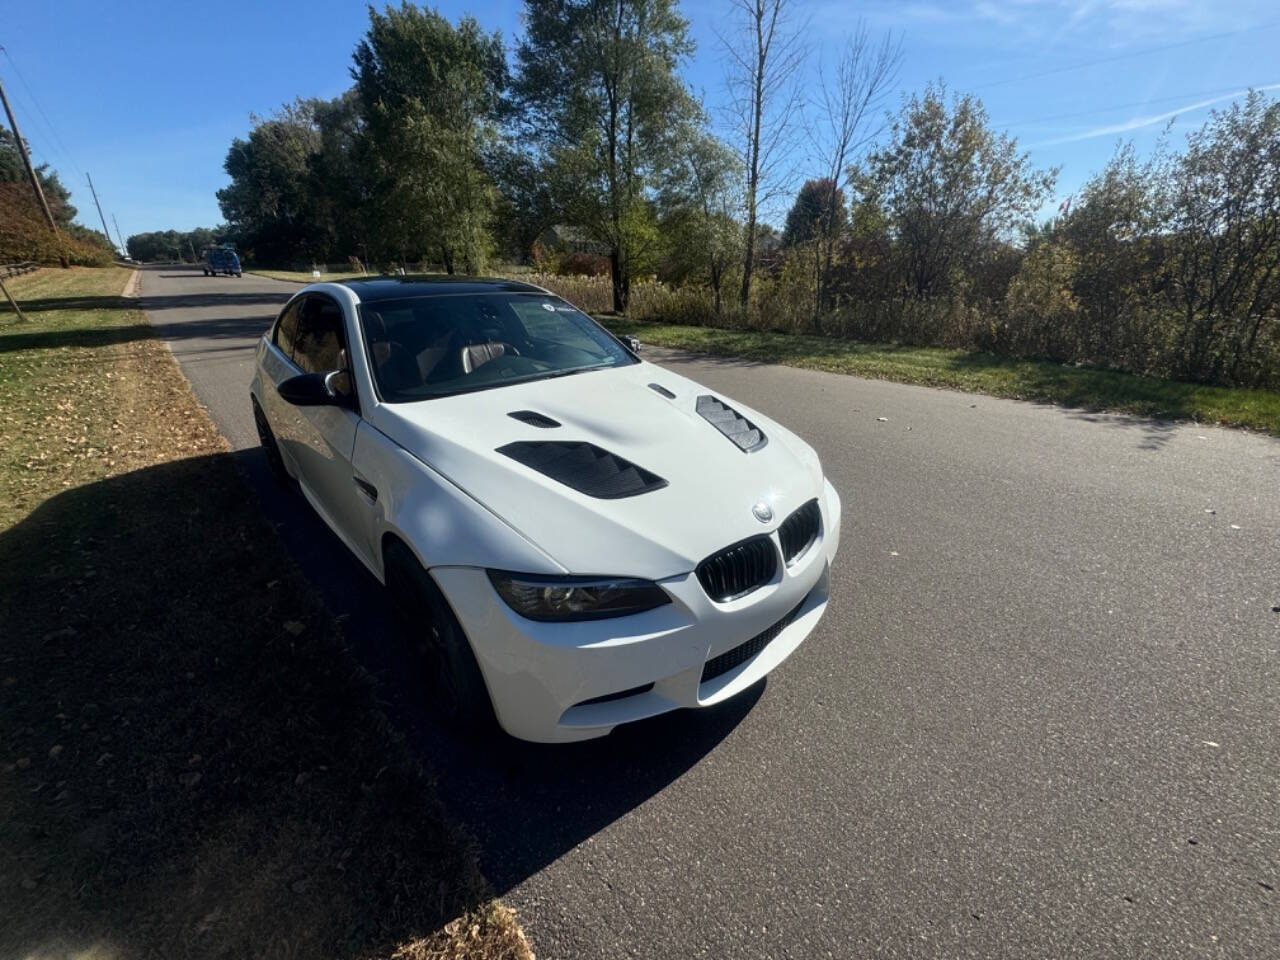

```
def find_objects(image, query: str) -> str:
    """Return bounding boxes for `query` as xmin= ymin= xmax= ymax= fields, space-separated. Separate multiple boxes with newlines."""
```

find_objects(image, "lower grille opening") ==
xmin=701 ymin=601 xmax=805 ymax=684
xmin=573 ymin=682 xmax=655 ymax=708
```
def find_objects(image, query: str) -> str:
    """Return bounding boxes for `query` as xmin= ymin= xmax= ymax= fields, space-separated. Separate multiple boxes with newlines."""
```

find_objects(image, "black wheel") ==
xmin=384 ymin=540 xmax=496 ymax=733
xmin=252 ymin=400 xmax=291 ymax=486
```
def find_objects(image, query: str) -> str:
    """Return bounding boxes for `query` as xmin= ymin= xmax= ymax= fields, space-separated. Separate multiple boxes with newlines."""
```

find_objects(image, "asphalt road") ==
xmin=141 ymin=264 xmax=1280 ymax=959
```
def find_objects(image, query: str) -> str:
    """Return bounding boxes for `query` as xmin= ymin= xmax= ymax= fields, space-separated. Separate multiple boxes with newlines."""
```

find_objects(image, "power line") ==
xmin=85 ymin=172 xmax=114 ymax=248
xmin=0 ymin=46 xmax=79 ymax=171
xmin=973 ymin=21 xmax=1279 ymax=91
xmin=0 ymin=73 xmax=60 ymax=241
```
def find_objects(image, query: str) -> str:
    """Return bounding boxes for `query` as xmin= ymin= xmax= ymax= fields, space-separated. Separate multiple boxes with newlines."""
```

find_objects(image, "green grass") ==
xmin=603 ymin=318 xmax=1280 ymax=434
xmin=0 ymin=267 xmax=530 ymax=960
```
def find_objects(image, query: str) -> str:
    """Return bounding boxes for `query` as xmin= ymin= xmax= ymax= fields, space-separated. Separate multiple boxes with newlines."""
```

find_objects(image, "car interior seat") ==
xmin=363 ymin=310 xmax=419 ymax=394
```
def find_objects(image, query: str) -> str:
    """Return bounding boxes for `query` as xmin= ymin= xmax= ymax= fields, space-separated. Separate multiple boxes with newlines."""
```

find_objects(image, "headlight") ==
xmin=486 ymin=571 xmax=670 ymax=621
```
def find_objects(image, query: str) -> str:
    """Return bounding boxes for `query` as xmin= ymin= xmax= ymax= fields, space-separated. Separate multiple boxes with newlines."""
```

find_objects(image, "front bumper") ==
xmin=432 ymin=479 xmax=842 ymax=743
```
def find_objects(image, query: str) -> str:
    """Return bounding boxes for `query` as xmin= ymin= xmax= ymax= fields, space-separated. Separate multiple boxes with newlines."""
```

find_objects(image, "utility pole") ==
xmin=111 ymin=213 xmax=126 ymax=256
xmin=0 ymin=75 xmax=58 ymax=235
xmin=85 ymin=172 xmax=114 ymax=251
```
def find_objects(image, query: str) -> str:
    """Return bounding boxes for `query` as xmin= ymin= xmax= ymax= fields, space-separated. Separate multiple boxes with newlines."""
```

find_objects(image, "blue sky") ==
xmin=3 ymin=0 xmax=1276 ymax=243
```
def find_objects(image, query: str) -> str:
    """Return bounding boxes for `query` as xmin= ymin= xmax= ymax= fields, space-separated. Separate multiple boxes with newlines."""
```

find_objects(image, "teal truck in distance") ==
xmin=203 ymin=247 xmax=242 ymax=277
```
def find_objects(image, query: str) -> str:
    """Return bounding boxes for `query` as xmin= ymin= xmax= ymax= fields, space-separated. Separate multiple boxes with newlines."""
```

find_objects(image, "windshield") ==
xmin=358 ymin=293 xmax=636 ymax=402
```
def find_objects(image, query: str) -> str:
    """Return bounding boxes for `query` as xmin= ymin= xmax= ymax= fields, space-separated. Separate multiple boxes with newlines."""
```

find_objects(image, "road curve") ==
xmin=141 ymin=264 xmax=1280 ymax=959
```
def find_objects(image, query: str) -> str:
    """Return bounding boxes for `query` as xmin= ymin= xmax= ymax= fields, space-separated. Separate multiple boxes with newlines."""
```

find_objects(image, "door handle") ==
xmin=353 ymin=476 xmax=378 ymax=502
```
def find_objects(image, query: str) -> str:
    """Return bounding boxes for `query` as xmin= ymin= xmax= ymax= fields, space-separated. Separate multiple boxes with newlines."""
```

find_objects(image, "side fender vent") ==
xmin=497 ymin=441 xmax=668 ymax=499
xmin=696 ymin=395 xmax=767 ymax=453
xmin=508 ymin=410 xmax=561 ymax=428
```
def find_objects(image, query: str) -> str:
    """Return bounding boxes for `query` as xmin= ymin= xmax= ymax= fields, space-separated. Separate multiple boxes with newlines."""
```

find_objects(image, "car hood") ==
xmin=371 ymin=360 xmax=825 ymax=580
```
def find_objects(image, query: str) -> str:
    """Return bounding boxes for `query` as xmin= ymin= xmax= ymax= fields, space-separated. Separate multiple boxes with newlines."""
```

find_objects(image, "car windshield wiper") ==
xmin=538 ymin=363 xmax=612 ymax=381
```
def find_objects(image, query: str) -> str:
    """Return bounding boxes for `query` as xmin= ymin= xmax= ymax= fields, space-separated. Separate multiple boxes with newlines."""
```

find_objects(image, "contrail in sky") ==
xmin=1030 ymin=83 xmax=1280 ymax=147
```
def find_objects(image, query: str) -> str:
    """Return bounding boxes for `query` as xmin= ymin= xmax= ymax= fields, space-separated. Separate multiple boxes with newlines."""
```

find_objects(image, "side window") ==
xmin=293 ymin=295 xmax=348 ymax=374
xmin=273 ymin=300 xmax=302 ymax=359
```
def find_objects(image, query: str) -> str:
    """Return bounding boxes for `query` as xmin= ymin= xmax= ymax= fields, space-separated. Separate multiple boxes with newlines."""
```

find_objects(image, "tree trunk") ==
xmin=610 ymin=246 xmax=629 ymax=313
xmin=441 ymin=243 xmax=455 ymax=275
xmin=739 ymin=217 xmax=756 ymax=310
xmin=739 ymin=10 xmax=766 ymax=312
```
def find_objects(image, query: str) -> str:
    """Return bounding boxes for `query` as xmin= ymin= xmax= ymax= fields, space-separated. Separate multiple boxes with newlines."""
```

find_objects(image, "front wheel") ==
xmin=252 ymin=400 xmax=291 ymax=487
xmin=384 ymin=540 xmax=496 ymax=734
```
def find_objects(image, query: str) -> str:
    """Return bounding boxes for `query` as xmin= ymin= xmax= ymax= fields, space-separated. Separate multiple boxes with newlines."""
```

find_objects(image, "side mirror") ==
xmin=278 ymin=371 xmax=354 ymax=408
xmin=621 ymin=335 xmax=641 ymax=353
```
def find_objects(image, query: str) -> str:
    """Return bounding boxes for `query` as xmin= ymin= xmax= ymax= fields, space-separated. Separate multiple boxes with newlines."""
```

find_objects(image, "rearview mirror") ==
xmin=278 ymin=371 xmax=353 ymax=408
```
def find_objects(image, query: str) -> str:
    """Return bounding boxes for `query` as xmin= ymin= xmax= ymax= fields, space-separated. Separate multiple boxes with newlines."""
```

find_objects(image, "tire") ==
xmin=252 ymin=400 xmax=291 ymax=487
xmin=384 ymin=539 xmax=496 ymax=734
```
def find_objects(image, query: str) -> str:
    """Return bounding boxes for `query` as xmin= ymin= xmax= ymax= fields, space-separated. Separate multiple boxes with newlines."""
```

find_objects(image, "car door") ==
xmin=261 ymin=296 xmax=306 ymax=462
xmin=288 ymin=293 xmax=371 ymax=562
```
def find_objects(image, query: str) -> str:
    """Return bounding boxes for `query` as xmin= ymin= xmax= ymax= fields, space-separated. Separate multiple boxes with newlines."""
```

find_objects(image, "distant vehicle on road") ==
xmin=250 ymin=276 xmax=841 ymax=742
xmin=203 ymin=247 xmax=242 ymax=277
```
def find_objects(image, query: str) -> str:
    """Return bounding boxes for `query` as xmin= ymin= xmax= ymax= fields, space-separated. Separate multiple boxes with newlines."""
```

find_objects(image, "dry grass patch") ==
xmin=0 ymin=268 xmax=530 ymax=959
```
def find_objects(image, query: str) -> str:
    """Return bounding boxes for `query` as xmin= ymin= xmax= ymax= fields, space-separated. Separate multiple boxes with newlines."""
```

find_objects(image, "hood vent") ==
xmin=696 ymin=395 xmax=767 ymax=453
xmin=648 ymin=383 xmax=676 ymax=399
xmin=508 ymin=410 xmax=561 ymax=428
xmin=497 ymin=441 xmax=668 ymax=499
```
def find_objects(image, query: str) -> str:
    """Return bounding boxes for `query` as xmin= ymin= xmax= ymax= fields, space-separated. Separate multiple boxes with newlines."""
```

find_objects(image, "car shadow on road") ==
xmin=2 ymin=450 xmax=516 ymax=958
xmin=240 ymin=444 xmax=758 ymax=894
xmin=1 ymin=442 xmax=755 ymax=959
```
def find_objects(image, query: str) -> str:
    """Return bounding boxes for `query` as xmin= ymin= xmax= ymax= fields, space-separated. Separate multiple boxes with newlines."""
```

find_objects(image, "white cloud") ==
xmin=853 ymin=0 xmax=1272 ymax=41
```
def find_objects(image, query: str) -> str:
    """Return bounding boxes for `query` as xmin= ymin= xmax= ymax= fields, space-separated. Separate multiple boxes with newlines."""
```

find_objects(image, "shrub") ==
xmin=1002 ymin=241 xmax=1081 ymax=361
xmin=0 ymin=184 xmax=115 ymax=267
xmin=555 ymin=251 xmax=610 ymax=277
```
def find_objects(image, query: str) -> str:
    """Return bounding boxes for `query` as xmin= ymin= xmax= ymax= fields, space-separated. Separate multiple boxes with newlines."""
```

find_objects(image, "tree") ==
xmin=780 ymin=177 xmax=845 ymax=323
xmin=216 ymin=100 xmax=333 ymax=264
xmin=721 ymin=0 xmax=807 ymax=311
xmin=0 ymin=128 xmax=76 ymax=225
xmin=310 ymin=91 xmax=372 ymax=261
xmin=353 ymin=3 xmax=506 ymax=273
xmin=1053 ymin=142 xmax=1163 ymax=365
xmin=782 ymin=178 xmax=844 ymax=247
xmin=516 ymin=0 xmax=699 ymax=312
xmin=488 ymin=142 xmax=557 ymax=262
xmin=659 ymin=129 xmax=742 ymax=311
xmin=855 ymin=83 xmax=1056 ymax=299
xmin=806 ymin=25 xmax=900 ymax=314
xmin=1160 ymin=90 xmax=1280 ymax=384
xmin=126 ymin=227 xmax=230 ymax=262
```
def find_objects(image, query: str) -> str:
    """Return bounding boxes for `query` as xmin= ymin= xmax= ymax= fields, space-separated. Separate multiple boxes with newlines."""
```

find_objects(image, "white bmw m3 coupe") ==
xmin=251 ymin=276 xmax=841 ymax=742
